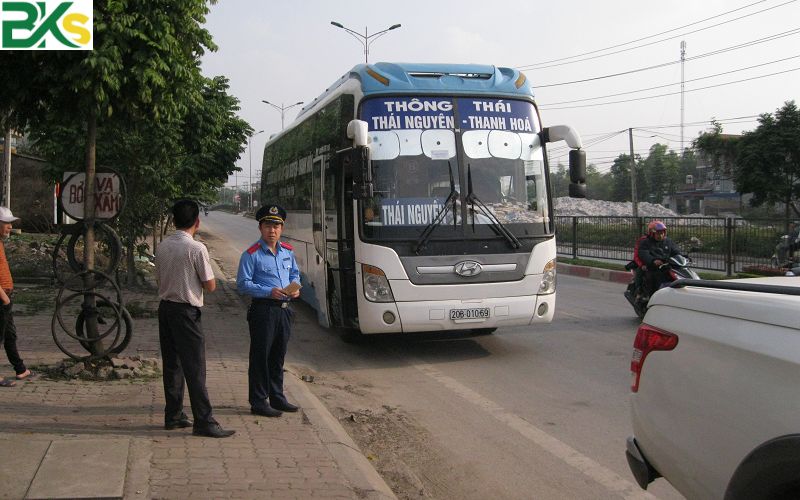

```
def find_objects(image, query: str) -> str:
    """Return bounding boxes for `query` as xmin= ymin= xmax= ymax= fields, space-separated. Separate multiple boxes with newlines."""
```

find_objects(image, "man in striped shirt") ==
xmin=155 ymin=200 xmax=234 ymax=438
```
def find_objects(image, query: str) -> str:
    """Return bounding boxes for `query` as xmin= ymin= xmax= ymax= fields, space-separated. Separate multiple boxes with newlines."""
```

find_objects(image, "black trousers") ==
xmin=158 ymin=300 xmax=214 ymax=427
xmin=645 ymin=268 xmax=672 ymax=296
xmin=247 ymin=301 xmax=292 ymax=408
xmin=0 ymin=302 xmax=26 ymax=375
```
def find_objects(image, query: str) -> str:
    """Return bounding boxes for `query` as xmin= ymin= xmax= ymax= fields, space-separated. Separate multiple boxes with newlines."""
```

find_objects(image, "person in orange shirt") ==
xmin=0 ymin=207 xmax=30 ymax=387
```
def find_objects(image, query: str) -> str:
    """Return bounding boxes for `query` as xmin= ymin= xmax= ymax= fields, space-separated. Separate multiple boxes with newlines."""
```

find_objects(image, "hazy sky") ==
xmin=200 ymin=0 xmax=800 ymax=187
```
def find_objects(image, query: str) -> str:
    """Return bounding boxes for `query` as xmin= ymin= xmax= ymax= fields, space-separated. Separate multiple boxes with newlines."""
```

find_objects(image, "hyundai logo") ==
xmin=454 ymin=260 xmax=482 ymax=277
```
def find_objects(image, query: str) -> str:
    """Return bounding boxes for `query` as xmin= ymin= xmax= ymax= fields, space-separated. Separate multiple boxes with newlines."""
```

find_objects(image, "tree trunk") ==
xmin=2 ymin=126 xmax=10 ymax=207
xmin=82 ymin=107 xmax=104 ymax=356
xmin=126 ymin=239 xmax=136 ymax=285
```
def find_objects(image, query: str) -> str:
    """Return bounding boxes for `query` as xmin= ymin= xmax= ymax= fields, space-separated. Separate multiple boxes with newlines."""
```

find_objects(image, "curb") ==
xmin=287 ymin=373 xmax=397 ymax=500
xmin=557 ymin=262 xmax=632 ymax=284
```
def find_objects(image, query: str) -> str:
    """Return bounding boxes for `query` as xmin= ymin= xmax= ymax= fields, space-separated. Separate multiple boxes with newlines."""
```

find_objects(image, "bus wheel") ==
xmin=472 ymin=328 xmax=497 ymax=335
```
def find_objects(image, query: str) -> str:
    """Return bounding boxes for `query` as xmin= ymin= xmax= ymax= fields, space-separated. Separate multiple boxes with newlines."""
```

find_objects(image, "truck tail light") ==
xmin=631 ymin=323 xmax=678 ymax=392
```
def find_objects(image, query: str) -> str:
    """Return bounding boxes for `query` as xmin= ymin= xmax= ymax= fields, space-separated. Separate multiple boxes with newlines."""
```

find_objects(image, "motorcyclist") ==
xmin=638 ymin=220 xmax=682 ymax=297
xmin=774 ymin=221 xmax=799 ymax=266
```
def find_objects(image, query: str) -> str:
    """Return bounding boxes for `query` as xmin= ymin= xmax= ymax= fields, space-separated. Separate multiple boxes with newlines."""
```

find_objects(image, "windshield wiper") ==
xmin=466 ymin=165 xmax=521 ymax=249
xmin=414 ymin=161 xmax=459 ymax=255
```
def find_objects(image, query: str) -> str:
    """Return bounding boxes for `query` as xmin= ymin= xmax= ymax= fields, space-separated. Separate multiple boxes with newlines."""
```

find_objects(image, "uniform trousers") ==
xmin=0 ymin=302 xmax=26 ymax=375
xmin=158 ymin=300 xmax=214 ymax=427
xmin=248 ymin=300 xmax=292 ymax=408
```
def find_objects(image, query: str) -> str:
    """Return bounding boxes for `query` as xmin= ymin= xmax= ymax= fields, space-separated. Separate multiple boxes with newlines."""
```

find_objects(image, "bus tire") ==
xmin=473 ymin=328 xmax=497 ymax=335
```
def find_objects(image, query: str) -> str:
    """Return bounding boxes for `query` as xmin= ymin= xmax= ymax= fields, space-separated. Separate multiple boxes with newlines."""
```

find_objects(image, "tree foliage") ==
xmin=694 ymin=101 xmax=800 ymax=217
xmin=0 ymin=0 xmax=250 ymax=277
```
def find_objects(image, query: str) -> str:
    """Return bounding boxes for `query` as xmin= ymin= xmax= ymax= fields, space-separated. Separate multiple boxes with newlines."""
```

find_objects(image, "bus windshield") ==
xmin=359 ymin=97 xmax=549 ymax=242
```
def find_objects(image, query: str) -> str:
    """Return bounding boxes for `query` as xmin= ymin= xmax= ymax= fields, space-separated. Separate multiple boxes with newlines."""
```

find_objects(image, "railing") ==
xmin=554 ymin=216 xmax=790 ymax=276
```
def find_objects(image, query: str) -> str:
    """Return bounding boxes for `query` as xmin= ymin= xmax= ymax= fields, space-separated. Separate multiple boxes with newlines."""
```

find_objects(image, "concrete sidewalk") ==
xmin=0 ymin=267 xmax=395 ymax=499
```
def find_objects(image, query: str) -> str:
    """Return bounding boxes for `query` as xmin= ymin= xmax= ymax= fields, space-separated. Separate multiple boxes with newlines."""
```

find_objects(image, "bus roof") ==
xmin=296 ymin=62 xmax=534 ymax=120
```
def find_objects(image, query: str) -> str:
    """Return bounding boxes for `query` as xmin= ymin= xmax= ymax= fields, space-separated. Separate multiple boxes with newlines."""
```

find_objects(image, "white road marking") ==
xmin=414 ymin=363 xmax=657 ymax=500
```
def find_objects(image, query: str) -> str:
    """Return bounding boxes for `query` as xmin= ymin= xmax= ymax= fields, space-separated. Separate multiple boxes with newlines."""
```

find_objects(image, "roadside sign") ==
xmin=59 ymin=172 xmax=124 ymax=221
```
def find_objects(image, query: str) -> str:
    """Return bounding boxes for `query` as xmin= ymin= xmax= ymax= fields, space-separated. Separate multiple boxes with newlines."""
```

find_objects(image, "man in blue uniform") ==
xmin=236 ymin=204 xmax=301 ymax=417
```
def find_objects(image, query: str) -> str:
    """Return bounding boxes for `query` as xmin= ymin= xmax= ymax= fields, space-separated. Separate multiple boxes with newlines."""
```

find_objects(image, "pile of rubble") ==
xmin=554 ymin=197 xmax=703 ymax=218
xmin=39 ymin=355 xmax=160 ymax=381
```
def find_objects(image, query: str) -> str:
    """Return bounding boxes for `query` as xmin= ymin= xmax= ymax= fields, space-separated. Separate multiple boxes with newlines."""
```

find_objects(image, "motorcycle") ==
xmin=770 ymin=233 xmax=800 ymax=268
xmin=624 ymin=254 xmax=700 ymax=318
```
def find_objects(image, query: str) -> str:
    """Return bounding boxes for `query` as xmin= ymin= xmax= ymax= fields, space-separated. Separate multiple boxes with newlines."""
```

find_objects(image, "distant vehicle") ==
xmin=626 ymin=277 xmax=800 ymax=499
xmin=261 ymin=62 xmax=586 ymax=339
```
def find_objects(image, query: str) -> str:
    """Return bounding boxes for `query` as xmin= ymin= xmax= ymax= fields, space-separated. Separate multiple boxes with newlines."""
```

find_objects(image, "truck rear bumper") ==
xmin=625 ymin=436 xmax=661 ymax=489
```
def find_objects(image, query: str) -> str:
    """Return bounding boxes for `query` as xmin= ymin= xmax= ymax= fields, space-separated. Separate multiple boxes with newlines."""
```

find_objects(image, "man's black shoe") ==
xmin=164 ymin=414 xmax=192 ymax=430
xmin=192 ymin=423 xmax=235 ymax=438
xmin=270 ymin=400 xmax=299 ymax=413
xmin=251 ymin=405 xmax=282 ymax=417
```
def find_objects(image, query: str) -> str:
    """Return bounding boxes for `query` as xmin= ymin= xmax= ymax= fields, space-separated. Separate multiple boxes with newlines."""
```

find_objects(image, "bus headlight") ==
xmin=362 ymin=264 xmax=395 ymax=302
xmin=539 ymin=259 xmax=556 ymax=294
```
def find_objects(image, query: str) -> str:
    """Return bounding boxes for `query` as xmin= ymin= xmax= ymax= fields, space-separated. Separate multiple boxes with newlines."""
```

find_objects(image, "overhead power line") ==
xmin=539 ymin=66 xmax=800 ymax=110
xmin=518 ymin=0 xmax=795 ymax=70
xmin=538 ymin=54 xmax=800 ymax=106
xmin=535 ymin=27 xmax=800 ymax=88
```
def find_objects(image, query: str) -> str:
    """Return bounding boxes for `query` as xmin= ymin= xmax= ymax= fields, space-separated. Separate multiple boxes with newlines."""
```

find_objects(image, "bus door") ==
xmin=310 ymin=154 xmax=330 ymax=327
xmin=325 ymin=151 xmax=358 ymax=330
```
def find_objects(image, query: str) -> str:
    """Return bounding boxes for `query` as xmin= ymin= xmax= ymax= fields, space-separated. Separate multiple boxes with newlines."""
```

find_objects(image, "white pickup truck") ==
xmin=625 ymin=277 xmax=800 ymax=499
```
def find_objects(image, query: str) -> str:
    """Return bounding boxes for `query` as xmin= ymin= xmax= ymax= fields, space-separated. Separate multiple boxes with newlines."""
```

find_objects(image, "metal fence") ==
xmin=554 ymin=216 xmax=792 ymax=276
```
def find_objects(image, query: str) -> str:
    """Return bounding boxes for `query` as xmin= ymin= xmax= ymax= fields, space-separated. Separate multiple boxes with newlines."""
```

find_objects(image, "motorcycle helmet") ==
xmin=647 ymin=220 xmax=667 ymax=236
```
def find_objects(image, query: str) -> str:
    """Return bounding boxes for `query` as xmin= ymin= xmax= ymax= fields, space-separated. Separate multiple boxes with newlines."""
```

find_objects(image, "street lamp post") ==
xmin=261 ymin=100 xmax=304 ymax=130
xmin=330 ymin=21 xmax=401 ymax=63
xmin=249 ymin=130 xmax=264 ymax=211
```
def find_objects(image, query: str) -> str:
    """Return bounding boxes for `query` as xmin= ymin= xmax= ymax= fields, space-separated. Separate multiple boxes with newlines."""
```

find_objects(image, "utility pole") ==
xmin=629 ymin=128 xmax=638 ymax=218
xmin=680 ymin=40 xmax=686 ymax=154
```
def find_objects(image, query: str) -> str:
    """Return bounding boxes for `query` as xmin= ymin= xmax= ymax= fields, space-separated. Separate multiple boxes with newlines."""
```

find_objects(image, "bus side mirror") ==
xmin=347 ymin=120 xmax=370 ymax=148
xmin=569 ymin=149 xmax=586 ymax=183
xmin=346 ymin=147 xmax=373 ymax=199
xmin=569 ymin=149 xmax=586 ymax=198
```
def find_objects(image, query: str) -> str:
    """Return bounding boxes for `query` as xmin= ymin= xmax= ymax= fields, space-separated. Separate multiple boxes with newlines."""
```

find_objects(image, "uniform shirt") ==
xmin=0 ymin=240 xmax=12 ymax=291
xmin=236 ymin=239 xmax=300 ymax=298
xmin=155 ymin=230 xmax=214 ymax=307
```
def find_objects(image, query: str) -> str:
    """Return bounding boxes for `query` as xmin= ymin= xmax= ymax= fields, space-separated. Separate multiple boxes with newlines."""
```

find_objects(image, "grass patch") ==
xmin=558 ymin=257 xmax=626 ymax=272
xmin=11 ymin=285 xmax=57 ymax=315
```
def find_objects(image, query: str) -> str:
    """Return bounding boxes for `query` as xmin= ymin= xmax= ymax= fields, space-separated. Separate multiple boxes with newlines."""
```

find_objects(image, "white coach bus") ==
xmin=261 ymin=62 xmax=586 ymax=339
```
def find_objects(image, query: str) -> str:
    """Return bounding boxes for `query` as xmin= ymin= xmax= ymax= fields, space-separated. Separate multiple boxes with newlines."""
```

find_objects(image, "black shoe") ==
xmin=251 ymin=405 xmax=282 ymax=417
xmin=192 ymin=423 xmax=235 ymax=438
xmin=164 ymin=414 xmax=193 ymax=430
xmin=270 ymin=400 xmax=299 ymax=413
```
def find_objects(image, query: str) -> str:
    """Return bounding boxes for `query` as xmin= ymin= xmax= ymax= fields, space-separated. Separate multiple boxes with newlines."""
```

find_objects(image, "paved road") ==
xmin=201 ymin=210 xmax=682 ymax=499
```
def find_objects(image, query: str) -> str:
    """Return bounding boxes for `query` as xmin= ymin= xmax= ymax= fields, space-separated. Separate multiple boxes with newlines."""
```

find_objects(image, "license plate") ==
xmin=450 ymin=308 xmax=490 ymax=320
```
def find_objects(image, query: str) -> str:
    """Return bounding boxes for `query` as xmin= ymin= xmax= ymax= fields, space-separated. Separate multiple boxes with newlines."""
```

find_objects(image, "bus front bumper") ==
xmin=356 ymin=293 xmax=555 ymax=334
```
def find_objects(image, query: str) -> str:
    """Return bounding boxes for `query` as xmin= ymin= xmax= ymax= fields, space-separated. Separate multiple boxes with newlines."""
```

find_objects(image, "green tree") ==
xmin=586 ymin=164 xmax=613 ymax=200
xmin=0 ymin=2 xmax=247 ymax=252
xmin=695 ymin=101 xmax=800 ymax=219
xmin=640 ymin=144 xmax=681 ymax=203
xmin=609 ymin=154 xmax=632 ymax=202
xmin=550 ymin=163 xmax=569 ymax=198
